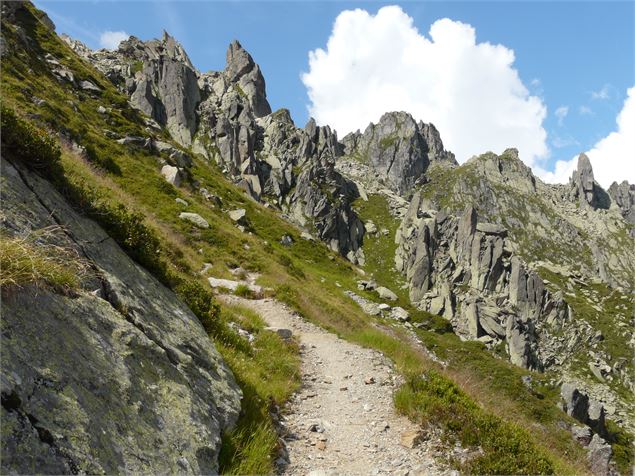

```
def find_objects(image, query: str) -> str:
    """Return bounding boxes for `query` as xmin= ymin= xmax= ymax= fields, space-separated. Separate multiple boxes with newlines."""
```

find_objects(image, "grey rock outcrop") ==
xmin=1 ymin=159 xmax=241 ymax=474
xmin=560 ymin=384 xmax=608 ymax=438
xmin=179 ymin=212 xmax=210 ymax=229
xmin=161 ymin=164 xmax=183 ymax=186
xmin=69 ymin=32 xmax=365 ymax=263
xmin=608 ymin=180 xmax=635 ymax=227
xmin=341 ymin=111 xmax=456 ymax=196
xmin=71 ymin=32 xmax=201 ymax=146
xmin=395 ymin=198 xmax=572 ymax=370
xmin=586 ymin=434 xmax=615 ymax=476
xmin=561 ymin=383 xmax=590 ymax=423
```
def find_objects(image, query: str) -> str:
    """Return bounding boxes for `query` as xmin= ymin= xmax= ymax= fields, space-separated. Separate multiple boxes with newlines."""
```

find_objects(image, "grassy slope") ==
xmin=0 ymin=5 xmax=616 ymax=474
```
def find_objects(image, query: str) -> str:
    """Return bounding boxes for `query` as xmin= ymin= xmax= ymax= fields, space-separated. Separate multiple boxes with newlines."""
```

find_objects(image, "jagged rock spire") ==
xmin=570 ymin=153 xmax=610 ymax=209
xmin=224 ymin=40 xmax=271 ymax=118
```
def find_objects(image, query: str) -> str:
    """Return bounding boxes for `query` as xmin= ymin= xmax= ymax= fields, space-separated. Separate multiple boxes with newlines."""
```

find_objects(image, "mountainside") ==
xmin=1 ymin=2 xmax=634 ymax=475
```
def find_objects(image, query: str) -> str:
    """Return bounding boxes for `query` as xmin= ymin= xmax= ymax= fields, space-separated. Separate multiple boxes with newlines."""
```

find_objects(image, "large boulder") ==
xmin=560 ymin=384 xmax=608 ymax=438
xmin=560 ymin=383 xmax=590 ymax=423
xmin=586 ymin=434 xmax=614 ymax=476
xmin=1 ymin=160 xmax=241 ymax=474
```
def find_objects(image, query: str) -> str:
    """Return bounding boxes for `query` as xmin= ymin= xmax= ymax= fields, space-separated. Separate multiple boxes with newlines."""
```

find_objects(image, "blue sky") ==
xmin=35 ymin=1 xmax=634 ymax=185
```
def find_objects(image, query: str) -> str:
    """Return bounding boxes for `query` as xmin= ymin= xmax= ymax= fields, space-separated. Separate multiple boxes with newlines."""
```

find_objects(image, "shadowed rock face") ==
xmin=570 ymin=153 xmax=610 ymax=209
xmin=341 ymin=111 xmax=456 ymax=196
xmin=121 ymin=32 xmax=200 ymax=146
xmin=1 ymin=159 xmax=241 ymax=475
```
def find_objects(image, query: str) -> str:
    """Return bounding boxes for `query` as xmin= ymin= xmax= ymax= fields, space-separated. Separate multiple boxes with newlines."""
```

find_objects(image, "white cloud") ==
xmin=555 ymin=106 xmax=569 ymax=126
xmin=302 ymin=6 xmax=549 ymax=167
xmin=534 ymin=158 xmax=578 ymax=185
xmin=539 ymin=86 xmax=635 ymax=188
xmin=585 ymin=86 xmax=635 ymax=188
xmin=591 ymin=84 xmax=610 ymax=100
xmin=99 ymin=30 xmax=129 ymax=50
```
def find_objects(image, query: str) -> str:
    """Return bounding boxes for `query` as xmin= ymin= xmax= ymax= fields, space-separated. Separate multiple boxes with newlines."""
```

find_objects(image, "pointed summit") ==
xmin=224 ymin=41 xmax=271 ymax=117
xmin=225 ymin=40 xmax=255 ymax=82
xmin=570 ymin=153 xmax=610 ymax=209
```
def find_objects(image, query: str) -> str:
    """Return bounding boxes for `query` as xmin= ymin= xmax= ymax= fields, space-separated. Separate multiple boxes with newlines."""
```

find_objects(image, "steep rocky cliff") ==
xmin=390 ymin=149 xmax=634 ymax=429
xmin=340 ymin=111 xmax=456 ymax=196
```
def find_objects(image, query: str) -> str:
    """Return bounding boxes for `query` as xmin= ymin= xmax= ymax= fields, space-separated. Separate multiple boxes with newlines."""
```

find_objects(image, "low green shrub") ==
xmin=606 ymin=419 xmax=634 ymax=474
xmin=395 ymin=371 xmax=554 ymax=475
xmin=84 ymin=143 xmax=121 ymax=175
xmin=234 ymin=284 xmax=254 ymax=298
xmin=1 ymin=103 xmax=62 ymax=177
xmin=94 ymin=204 xmax=170 ymax=283
xmin=277 ymin=253 xmax=305 ymax=279
xmin=174 ymin=279 xmax=221 ymax=334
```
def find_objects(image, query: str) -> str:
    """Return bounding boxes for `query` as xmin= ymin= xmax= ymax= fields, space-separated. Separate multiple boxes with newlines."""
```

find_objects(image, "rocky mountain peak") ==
xmin=158 ymin=30 xmax=194 ymax=67
xmin=224 ymin=40 xmax=271 ymax=118
xmin=570 ymin=153 xmax=610 ymax=209
xmin=464 ymin=148 xmax=537 ymax=194
xmin=60 ymin=33 xmax=91 ymax=57
xmin=340 ymin=111 xmax=455 ymax=196
xmin=225 ymin=40 xmax=255 ymax=82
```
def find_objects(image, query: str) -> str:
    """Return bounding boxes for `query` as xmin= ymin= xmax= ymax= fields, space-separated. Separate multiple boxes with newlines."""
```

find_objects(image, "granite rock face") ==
xmin=1 ymin=160 xmax=241 ymax=474
xmin=67 ymin=32 xmax=201 ymax=146
xmin=224 ymin=40 xmax=271 ymax=118
xmin=341 ymin=111 xmax=456 ymax=196
xmin=391 ymin=148 xmax=635 ymax=432
xmin=68 ymin=33 xmax=365 ymax=262
xmin=394 ymin=199 xmax=572 ymax=370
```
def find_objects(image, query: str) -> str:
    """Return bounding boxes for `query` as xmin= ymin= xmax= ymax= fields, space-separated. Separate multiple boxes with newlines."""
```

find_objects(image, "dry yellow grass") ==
xmin=0 ymin=227 xmax=87 ymax=291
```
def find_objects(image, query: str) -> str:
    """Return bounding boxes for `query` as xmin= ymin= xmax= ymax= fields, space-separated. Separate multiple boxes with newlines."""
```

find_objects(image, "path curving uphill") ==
xmin=219 ymin=296 xmax=451 ymax=475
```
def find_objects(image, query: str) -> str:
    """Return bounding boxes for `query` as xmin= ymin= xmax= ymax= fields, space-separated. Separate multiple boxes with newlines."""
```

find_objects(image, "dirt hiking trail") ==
xmin=219 ymin=296 xmax=453 ymax=476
